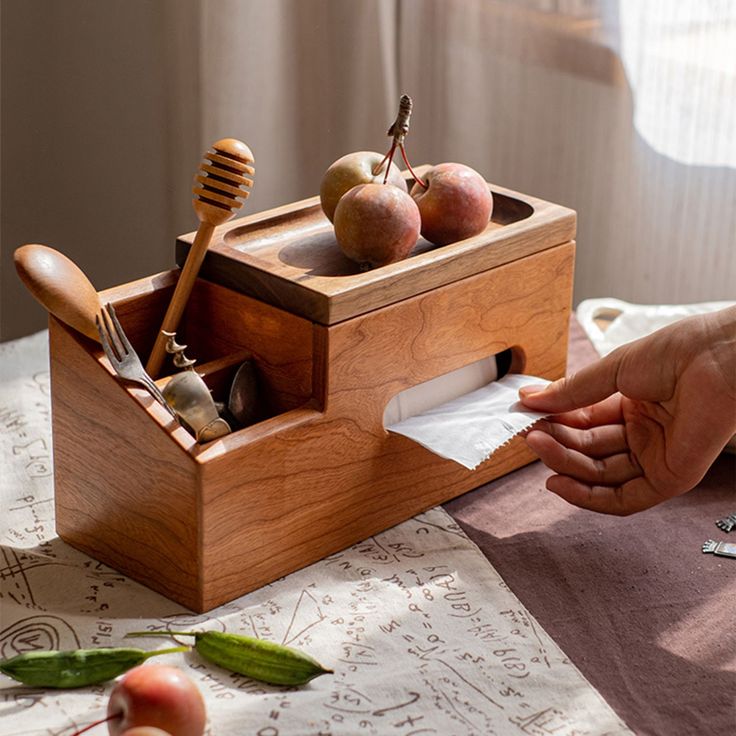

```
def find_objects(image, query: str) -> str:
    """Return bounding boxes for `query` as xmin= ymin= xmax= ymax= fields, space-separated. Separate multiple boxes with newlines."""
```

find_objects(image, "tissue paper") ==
xmin=387 ymin=374 xmax=551 ymax=470
xmin=383 ymin=355 xmax=498 ymax=426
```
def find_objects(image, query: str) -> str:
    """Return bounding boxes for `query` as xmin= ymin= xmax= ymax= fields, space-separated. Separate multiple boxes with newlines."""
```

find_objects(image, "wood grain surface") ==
xmin=50 ymin=316 xmax=202 ymax=609
xmin=52 ymin=239 xmax=574 ymax=611
xmin=14 ymin=244 xmax=102 ymax=341
xmin=176 ymin=171 xmax=576 ymax=324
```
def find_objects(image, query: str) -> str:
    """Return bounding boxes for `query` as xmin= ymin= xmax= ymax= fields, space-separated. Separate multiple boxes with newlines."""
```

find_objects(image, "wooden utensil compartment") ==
xmin=51 ymin=181 xmax=576 ymax=612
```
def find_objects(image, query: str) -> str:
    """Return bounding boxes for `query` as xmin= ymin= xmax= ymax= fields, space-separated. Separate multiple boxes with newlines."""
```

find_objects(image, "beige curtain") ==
xmin=2 ymin=0 xmax=734 ymax=340
xmin=196 ymin=0 xmax=735 ymax=305
xmin=199 ymin=0 xmax=400 ymax=214
xmin=398 ymin=0 xmax=736 ymax=305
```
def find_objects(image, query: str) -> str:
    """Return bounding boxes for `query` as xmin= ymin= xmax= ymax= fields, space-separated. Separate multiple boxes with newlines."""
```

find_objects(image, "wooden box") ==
xmin=51 ymin=178 xmax=576 ymax=612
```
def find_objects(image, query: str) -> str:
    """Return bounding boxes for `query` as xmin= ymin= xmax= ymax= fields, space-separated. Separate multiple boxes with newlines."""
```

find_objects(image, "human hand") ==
xmin=519 ymin=306 xmax=736 ymax=515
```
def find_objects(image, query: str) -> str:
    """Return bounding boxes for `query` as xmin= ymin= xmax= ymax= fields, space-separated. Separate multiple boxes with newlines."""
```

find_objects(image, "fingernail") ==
xmin=519 ymin=384 xmax=548 ymax=397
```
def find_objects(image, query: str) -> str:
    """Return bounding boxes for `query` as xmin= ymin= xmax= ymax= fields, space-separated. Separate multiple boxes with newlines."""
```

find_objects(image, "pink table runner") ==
xmin=445 ymin=319 xmax=736 ymax=735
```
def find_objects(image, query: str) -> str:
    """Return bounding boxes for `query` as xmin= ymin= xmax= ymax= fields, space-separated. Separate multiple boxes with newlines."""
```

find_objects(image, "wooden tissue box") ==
xmin=50 ymin=178 xmax=576 ymax=612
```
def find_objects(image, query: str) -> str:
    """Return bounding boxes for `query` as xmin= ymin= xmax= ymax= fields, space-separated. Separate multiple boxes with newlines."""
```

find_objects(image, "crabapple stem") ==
xmin=68 ymin=711 xmax=120 ymax=736
xmin=400 ymin=144 xmax=428 ymax=189
xmin=372 ymin=149 xmax=391 ymax=178
xmin=371 ymin=94 xmax=427 ymax=188
xmin=382 ymin=142 xmax=398 ymax=184
xmin=387 ymin=94 xmax=413 ymax=144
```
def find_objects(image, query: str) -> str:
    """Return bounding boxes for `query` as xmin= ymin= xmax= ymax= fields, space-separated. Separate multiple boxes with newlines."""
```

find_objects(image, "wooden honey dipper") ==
xmin=146 ymin=138 xmax=254 ymax=378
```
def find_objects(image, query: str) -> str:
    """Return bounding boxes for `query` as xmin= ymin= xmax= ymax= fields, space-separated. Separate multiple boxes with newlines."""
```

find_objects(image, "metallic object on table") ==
xmin=227 ymin=359 xmax=261 ymax=427
xmin=163 ymin=331 xmax=197 ymax=371
xmin=702 ymin=539 xmax=736 ymax=559
xmin=162 ymin=370 xmax=231 ymax=443
xmin=96 ymin=303 xmax=177 ymax=419
xmin=160 ymin=329 xmax=233 ymax=441
xmin=715 ymin=513 xmax=736 ymax=533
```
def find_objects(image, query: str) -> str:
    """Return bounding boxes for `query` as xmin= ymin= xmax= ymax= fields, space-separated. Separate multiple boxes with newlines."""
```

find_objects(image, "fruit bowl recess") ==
xmin=175 ymin=167 xmax=551 ymax=325
xmin=51 ymin=167 xmax=576 ymax=612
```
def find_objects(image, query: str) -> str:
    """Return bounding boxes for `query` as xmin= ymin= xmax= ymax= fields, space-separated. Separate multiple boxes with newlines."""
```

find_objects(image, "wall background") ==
xmin=2 ymin=0 xmax=734 ymax=341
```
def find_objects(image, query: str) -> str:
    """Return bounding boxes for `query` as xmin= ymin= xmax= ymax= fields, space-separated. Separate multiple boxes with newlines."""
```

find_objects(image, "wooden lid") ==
xmin=175 ymin=172 xmax=576 ymax=325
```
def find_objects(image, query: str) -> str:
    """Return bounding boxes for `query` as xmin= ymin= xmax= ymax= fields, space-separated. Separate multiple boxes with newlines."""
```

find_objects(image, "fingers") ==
xmin=525 ymin=429 xmax=641 ymax=486
xmin=545 ymin=475 xmax=670 ymax=516
xmin=525 ymin=421 xmax=670 ymax=514
xmin=519 ymin=348 xmax=625 ymax=413
xmin=530 ymin=420 xmax=628 ymax=457
xmin=542 ymin=394 xmax=624 ymax=430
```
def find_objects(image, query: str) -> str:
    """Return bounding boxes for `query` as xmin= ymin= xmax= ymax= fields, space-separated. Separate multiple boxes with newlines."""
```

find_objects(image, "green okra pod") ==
xmin=127 ymin=630 xmax=333 ymax=686
xmin=0 ymin=645 xmax=188 ymax=688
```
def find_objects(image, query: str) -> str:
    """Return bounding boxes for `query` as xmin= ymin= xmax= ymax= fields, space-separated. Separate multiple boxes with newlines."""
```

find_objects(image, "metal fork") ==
xmin=96 ymin=302 xmax=177 ymax=419
xmin=716 ymin=513 xmax=736 ymax=533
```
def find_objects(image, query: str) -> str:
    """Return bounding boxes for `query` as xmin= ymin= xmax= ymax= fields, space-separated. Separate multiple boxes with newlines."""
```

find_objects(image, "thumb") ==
xmin=519 ymin=350 xmax=623 ymax=413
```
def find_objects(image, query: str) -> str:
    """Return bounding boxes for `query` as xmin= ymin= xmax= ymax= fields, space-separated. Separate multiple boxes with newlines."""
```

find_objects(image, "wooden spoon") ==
xmin=14 ymin=243 xmax=102 ymax=341
xmin=145 ymin=138 xmax=255 ymax=378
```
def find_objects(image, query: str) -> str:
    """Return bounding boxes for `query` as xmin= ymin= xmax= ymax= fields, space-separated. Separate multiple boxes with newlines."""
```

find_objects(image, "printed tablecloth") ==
xmin=0 ymin=332 xmax=630 ymax=735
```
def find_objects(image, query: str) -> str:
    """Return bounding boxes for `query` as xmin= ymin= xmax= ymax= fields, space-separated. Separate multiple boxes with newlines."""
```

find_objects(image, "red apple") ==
xmin=107 ymin=665 xmax=206 ymax=736
xmin=320 ymin=151 xmax=407 ymax=222
xmin=334 ymin=183 xmax=420 ymax=269
xmin=411 ymin=162 xmax=493 ymax=245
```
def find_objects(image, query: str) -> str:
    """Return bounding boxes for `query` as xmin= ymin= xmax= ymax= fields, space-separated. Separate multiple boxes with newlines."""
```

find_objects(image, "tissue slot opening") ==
xmin=495 ymin=348 xmax=513 ymax=379
xmin=383 ymin=347 xmax=524 ymax=428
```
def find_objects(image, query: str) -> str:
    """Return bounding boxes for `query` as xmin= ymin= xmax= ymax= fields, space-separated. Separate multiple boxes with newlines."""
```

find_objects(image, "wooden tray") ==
xmin=176 ymin=171 xmax=576 ymax=324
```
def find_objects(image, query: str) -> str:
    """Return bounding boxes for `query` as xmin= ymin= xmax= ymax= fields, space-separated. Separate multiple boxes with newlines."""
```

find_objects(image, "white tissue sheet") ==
xmin=387 ymin=373 xmax=551 ymax=470
xmin=383 ymin=355 xmax=498 ymax=425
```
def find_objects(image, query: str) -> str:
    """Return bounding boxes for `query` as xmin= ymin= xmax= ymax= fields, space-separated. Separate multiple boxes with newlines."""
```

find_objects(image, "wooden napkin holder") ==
xmin=50 ymin=175 xmax=575 ymax=612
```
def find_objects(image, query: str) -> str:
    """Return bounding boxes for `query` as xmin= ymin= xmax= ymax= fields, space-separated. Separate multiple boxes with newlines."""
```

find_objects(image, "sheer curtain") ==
xmin=194 ymin=0 xmax=734 ymax=305
xmin=3 ymin=1 xmax=733 ymax=340
xmin=397 ymin=0 xmax=735 ymax=305
xmin=198 ymin=0 xmax=399 ymax=215
xmin=1 ymin=0 xmax=400 ymax=340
